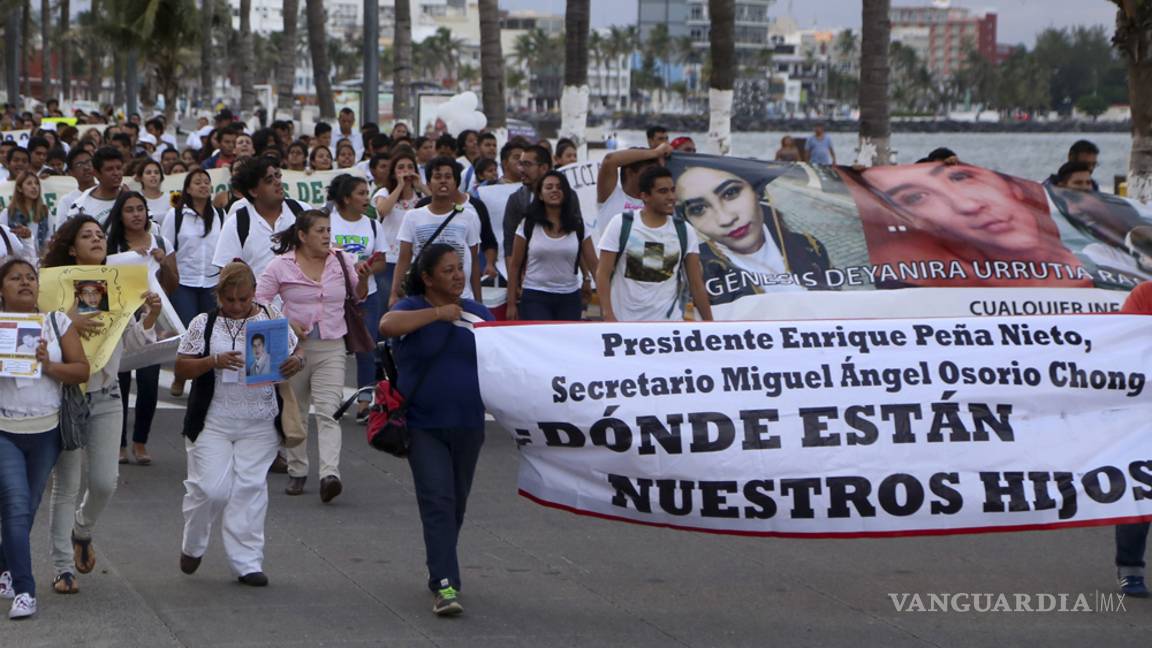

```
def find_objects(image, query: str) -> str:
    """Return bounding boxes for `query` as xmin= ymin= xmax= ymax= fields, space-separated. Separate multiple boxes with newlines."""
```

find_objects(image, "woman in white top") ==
xmin=0 ymin=258 xmax=89 ymax=619
xmin=134 ymin=159 xmax=172 ymax=222
xmin=105 ymin=192 xmax=174 ymax=465
xmin=506 ymin=171 xmax=598 ymax=321
xmin=328 ymin=175 xmax=387 ymax=423
xmin=0 ymin=170 xmax=50 ymax=263
xmin=161 ymin=169 xmax=225 ymax=398
xmin=40 ymin=216 xmax=163 ymax=595
xmin=175 ymin=262 xmax=303 ymax=586
xmin=372 ymin=149 xmax=425 ymax=302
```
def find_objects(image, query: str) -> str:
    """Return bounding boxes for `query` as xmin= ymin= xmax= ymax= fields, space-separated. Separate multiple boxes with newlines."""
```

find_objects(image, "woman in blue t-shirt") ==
xmin=378 ymin=243 xmax=493 ymax=617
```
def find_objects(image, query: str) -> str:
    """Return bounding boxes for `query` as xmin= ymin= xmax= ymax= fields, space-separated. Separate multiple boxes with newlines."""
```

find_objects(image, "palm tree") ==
xmin=238 ymin=0 xmax=255 ymax=111
xmin=708 ymin=0 xmax=734 ymax=154
xmin=40 ymin=0 xmax=50 ymax=98
xmin=103 ymin=0 xmax=199 ymax=122
xmin=305 ymin=0 xmax=334 ymax=118
xmin=478 ymin=0 xmax=505 ymax=128
xmin=859 ymin=0 xmax=892 ymax=165
xmin=21 ymin=0 xmax=30 ymax=100
xmin=506 ymin=68 xmax=526 ymax=110
xmin=58 ymin=0 xmax=69 ymax=98
xmin=561 ymin=0 xmax=590 ymax=145
xmin=393 ymin=0 xmax=412 ymax=122
xmin=1111 ymin=0 xmax=1152 ymax=202
xmin=4 ymin=5 xmax=20 ymax=105
xmin=276 ymin=0 xmax=297 ymax=114
xmin=199 ymin=0 xmax=212 ymax=103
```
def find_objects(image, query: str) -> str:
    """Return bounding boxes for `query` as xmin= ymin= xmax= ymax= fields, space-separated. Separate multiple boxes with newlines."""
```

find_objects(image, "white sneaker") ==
xmin=0 ymin=572 xmax=13 ymax=599
xmin=9 ymin=593 xmax=36 ymax=619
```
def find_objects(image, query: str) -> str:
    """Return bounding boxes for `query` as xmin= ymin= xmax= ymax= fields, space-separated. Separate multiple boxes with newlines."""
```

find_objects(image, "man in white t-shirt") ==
xmin=390 ymin=156 xmax=483 ymax=305
xmin=596 ymin=144 xmax=671 ymax=238
xmin=65 ymin=146 xmax=126 ymax=227
xmin=212 ymin=156 xmax=309 ymax=278
xmin=596 ymin=166 xmax=713 ymax=322
xmin=54 ymin=148 xmax=98 ymax=230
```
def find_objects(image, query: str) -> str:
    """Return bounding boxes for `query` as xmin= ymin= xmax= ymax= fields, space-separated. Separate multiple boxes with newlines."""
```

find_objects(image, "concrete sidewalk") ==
xmin=7 ymin=402 xmax=1152 ymax=647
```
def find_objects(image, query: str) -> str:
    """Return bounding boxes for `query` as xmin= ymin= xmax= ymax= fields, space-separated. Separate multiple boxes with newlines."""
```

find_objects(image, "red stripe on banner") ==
xmin=475 ymin=311 xmax=1139 ymax=329
xmin=518 ymin=490 xmax=1152 ymax=539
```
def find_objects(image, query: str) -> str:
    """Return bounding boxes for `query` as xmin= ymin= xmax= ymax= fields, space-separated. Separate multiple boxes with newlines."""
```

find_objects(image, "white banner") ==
xmin=477 ymin=315 xmax=1152 ymax=537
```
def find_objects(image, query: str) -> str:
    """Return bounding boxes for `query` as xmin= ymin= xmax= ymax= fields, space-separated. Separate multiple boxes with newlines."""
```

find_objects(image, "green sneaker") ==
xmin=432 ymin=583 xmax=463 ymax=616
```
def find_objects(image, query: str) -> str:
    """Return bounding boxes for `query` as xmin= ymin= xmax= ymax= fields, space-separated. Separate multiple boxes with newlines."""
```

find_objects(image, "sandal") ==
xmin=53 ymin=572 xmax=78 ymax=594
xmin=72 ymin=531 xmax=96 ymax=574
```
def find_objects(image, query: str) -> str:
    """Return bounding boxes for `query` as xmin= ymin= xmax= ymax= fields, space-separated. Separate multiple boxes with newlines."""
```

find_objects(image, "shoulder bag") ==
xmin=48 ymin=312 xmax=91 ymax=451
xmin=336 ymin=250 xmax=376 ymax=354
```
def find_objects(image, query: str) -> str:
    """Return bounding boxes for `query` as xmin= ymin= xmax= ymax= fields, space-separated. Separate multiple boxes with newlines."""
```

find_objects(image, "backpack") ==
xmin=235 ymin=199 xmax=305 ymax=248
xmin=613 ymin=211 xmax=689 ymax=319
xmin=173 ymin=205 xmax=226 ymax=252
xmin=523 ymin=216 xmax=585 ymax=275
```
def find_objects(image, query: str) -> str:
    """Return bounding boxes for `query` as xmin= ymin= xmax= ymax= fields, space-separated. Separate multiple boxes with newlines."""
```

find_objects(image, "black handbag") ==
xmin=48 ymin=312 xmax=91 ymax=451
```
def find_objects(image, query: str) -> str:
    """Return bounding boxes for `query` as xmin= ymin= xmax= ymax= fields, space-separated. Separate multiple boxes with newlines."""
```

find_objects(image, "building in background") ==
xmin=890 ymin=3 xmax=998 ymax=79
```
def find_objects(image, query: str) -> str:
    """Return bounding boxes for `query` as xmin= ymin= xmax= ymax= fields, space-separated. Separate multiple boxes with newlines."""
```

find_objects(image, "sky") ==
xmin=500 ymin=0 xmax=1119 ymax=46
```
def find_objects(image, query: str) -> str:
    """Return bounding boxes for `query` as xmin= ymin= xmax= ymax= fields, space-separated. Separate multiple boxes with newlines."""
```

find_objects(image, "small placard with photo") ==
xmin=244 ymin=318 xmax=289 ymax=385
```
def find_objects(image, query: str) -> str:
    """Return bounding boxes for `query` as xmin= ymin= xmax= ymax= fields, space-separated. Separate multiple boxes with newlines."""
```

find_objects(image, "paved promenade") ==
xmin=7 ymin=385 xmax=1152 ymax=647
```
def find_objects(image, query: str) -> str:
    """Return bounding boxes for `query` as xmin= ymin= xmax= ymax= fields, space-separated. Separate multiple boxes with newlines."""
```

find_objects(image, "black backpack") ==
xmin=235 ymin=199 xmax=306 ymax=248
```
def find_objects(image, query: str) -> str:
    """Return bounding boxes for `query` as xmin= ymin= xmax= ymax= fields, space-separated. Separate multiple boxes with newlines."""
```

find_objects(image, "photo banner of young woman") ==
xmin=37 ymin=264 xmax=148 ymax=374
xmin=476 ymin=316 xmax=1152 ymax=537
xmin=663 ymin=155 xmax=1152 ymax=320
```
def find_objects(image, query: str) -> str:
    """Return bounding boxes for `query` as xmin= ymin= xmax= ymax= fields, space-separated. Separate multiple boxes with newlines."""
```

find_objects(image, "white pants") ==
xmin=182 ymin=417 xmax=280 ymax=576
xmin=285 ymin=338 xmax=347 ymax=480
xmin=49 ymin=389 xmax=123 ymax=576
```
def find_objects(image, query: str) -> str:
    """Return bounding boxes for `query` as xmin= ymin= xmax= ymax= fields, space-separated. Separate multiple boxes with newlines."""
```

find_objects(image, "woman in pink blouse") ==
xmin=255 ymin=210 xmax=370 ymax=503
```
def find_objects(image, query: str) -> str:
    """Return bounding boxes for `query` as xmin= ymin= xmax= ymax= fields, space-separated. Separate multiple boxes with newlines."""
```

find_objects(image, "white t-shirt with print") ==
xmin=66 ymin=186 xmax=118 ymax=227
xmin=516 ymin=221 xmax=590 ymax=294
xmin=396 ymin=204 xmax=482 ymax=300
xmin=371 ymin=187 xmax=422 ymax=261
xmin=598 ymin=212 xmax=699 ymax=321
xmin=330 ymin=211 xmax=388 ymax=295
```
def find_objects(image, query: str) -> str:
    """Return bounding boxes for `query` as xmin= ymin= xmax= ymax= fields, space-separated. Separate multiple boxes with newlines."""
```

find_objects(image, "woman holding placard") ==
xmin=40 ymin=216 xmax=163 ymax=595
xmin=174 ymin=261 xmax=303 ymax=587
xmin=105 ymin=192 xmax=174 ymax=465
xmin=256 ymin=210 xmax=369 ymax=503
xmin=0 ymin=258 xmax=89 ymax=618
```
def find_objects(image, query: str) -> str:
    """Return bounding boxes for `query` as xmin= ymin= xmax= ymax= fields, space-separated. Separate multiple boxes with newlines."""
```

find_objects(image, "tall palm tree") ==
xmin=238 ymin=0 xmax=254 ymax=111
xmin=859 ymin=0 xmax=892 ymax=165
xmin=103 ymin=0 xmax=199 ymax=122
xmin=21 ymin=0 xmax=30 ymax=100
xmin=561 ymin=0 xmax=590 ymax=146
xmin=199 ymin=0 xmax=212 ymax=102
xmin=40 ymin=0 xmax=50 ymax=98
xmin=478 ymin=0 xmax=505 ymax=128
xmin=708 ymin=0 xmax=734 ymax=154
xmin=5 ymin=5 xmax=20 ymax=105
xmin=392 ymin=0 xmax=412 ymax=122
xmin=58 ymin=0 xmax=69 ymax=98
xmin=1111 ymin=0 xmax=1152 ymax=202
xmin=304 ymin=0 xmax=333 ymax=118
xmin=276 ymin=0 xmax=297 ymax=114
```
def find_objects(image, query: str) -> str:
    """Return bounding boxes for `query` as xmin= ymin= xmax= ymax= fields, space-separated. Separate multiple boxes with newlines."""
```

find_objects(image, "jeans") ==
xmin=1116 ymin=522 xmax=1150 ymax=577
xmin=374 ymin=263 xmax=395 ymax=308
xmin=354 ymin=295 xmax=383 ymax=403
xmin=171 ymin=284 xmax=217 ymax=326
xmin=0 ymin=428 xmax=61 ymax=597
xmin=182 ymin=417 xmax=280 ymax=576
xmin=406 ymin=427 xmax=485 ymax=592
xmin=119 ymin=364 xmax=161 ymax=446
xmin=519 ymin=289 xmax=583 ymax=321
xmin=49 ymin=388 xmax=123 ymax=576
xmin=285 ymin=338 xmax=347 ymax=480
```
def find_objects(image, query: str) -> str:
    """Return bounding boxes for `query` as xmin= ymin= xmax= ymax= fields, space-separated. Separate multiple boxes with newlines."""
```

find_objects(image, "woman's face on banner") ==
xmin=79 ymin=285 xmax=102 ymax=307
xmin=863 ymin=164 xmax=1043 ymax=255
xmin=676 ymin=167 xmax=765 ymax=255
